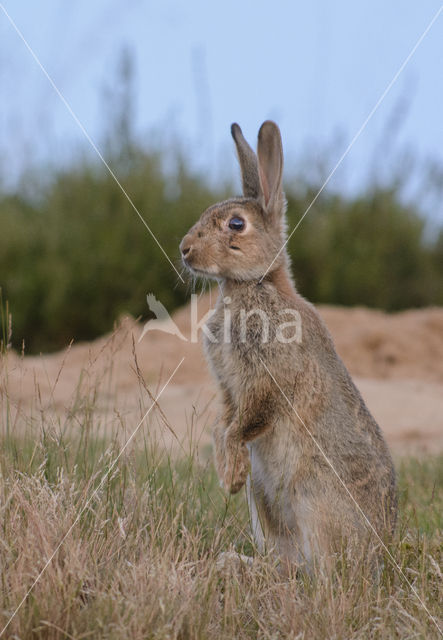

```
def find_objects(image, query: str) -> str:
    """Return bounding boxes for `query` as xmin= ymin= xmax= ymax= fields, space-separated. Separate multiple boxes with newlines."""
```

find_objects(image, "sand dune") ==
xmin=2 ymin=296 xmax=443 ymax=455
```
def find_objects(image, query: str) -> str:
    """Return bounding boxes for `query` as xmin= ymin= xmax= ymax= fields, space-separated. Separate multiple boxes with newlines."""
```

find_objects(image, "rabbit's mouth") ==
xmin=186 ymin=264 xmax=220 ymax=278
xmin=182 ymin=257 xmax=220 ymax=278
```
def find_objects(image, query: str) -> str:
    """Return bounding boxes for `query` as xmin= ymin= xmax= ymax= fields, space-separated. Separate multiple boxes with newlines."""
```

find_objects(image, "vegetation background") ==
xmin=1 ymin=54 xmax=443 ymax=354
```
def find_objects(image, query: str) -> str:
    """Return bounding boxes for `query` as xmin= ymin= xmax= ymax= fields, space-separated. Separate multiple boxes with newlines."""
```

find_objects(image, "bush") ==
xmin=1 ymin=143 xmax=443 ymax=353
xmin=0 ymin=150 xmax=219 ymax=352
xmin=287 ymin=186 xmax=443 ymax=310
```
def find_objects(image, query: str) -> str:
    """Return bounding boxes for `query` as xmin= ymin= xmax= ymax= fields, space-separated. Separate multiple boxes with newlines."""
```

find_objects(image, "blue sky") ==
xmin=1 ymin=1 xmax=442 ymax=218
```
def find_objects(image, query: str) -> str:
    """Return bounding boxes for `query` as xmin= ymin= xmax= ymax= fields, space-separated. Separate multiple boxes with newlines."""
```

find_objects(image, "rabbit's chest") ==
xmin=204 ymin=301 xmax=271 ymax=394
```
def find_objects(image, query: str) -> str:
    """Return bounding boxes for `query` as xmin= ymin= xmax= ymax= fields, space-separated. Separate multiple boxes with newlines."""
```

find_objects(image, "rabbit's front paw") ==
xmin=223 ymin=439 xmax=250 ymax=494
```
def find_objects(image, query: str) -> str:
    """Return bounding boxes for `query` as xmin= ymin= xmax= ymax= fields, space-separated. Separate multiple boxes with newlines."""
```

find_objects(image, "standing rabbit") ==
xmin=180 ymin=121 xmax=397 ymax=570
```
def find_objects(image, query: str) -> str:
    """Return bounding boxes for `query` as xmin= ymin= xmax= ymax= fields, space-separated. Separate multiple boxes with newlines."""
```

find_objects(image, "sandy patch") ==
xmin=2 ymin=295 xmax=442 ymax=454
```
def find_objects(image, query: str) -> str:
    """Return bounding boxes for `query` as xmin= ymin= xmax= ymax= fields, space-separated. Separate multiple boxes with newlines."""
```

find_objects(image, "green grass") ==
xmin=0 ymin=412 xmax=441 ymax=638
xmin=0 ymin=341 xmax=442 ymax=639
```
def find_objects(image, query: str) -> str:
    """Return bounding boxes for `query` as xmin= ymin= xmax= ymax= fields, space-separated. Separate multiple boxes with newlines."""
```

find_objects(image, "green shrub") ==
xmin=1 ymin=142 xmax=443 ymax=353
xmin=0 ymin=151 xmax=219 ymax=352
xmin=287 ymin=187 xmax=442 ymax=310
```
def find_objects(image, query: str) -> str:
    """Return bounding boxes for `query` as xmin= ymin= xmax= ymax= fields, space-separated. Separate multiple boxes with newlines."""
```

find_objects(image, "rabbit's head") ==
xmin=180 ymin=121 xmax=288 ymax=281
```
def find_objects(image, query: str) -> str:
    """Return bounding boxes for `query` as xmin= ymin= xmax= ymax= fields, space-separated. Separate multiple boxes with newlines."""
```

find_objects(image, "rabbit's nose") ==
xmin=180 ymin=237 xmax=193 ymax=257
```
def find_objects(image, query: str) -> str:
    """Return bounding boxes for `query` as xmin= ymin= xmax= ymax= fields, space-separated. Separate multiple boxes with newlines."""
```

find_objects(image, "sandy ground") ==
xmin=2 ymin=295 xmax=443 ymax=455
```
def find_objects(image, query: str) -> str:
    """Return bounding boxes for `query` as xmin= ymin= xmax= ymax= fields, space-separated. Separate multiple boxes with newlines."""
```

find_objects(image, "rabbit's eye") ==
xmin=228 ymin=217 xmax=245 ymax=231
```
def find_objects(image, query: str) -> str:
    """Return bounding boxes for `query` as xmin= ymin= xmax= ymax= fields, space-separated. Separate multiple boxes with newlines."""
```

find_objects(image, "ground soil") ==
xmin=3 ymin=296 xmax=443 ymax=455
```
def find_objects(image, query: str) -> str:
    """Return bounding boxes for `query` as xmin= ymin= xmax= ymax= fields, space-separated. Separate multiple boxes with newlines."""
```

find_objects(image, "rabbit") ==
xmin=179 ymin=121 xmax=397 ymax=571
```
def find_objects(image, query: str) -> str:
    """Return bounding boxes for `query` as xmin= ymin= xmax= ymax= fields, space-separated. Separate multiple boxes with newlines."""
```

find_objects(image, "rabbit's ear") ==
xmin=231 ymin=123 xmax=261 ymax=198
xmin=257 ymin=121 xmax=284 ymax=218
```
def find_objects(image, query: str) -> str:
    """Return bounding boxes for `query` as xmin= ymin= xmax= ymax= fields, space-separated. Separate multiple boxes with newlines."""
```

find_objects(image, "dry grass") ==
xmin=0 ymin=350 xmax=442 ymax=639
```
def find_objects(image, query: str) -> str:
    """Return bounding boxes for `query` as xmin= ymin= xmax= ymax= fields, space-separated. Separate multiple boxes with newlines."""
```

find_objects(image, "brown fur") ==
xmin=180 ymin=121 xmax=397 ymax=569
